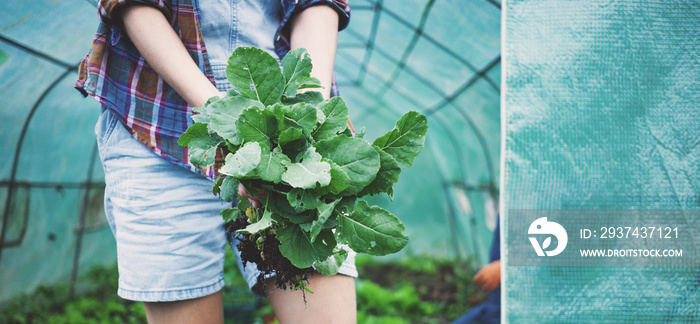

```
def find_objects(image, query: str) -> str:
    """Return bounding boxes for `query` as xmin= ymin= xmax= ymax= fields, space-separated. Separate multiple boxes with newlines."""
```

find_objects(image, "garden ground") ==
xmin=1 ymin=247 xmax=485 ymax=324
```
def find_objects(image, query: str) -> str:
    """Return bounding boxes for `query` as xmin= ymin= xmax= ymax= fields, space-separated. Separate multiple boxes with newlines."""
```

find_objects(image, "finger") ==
xmin=238 ymin=183 xmax=252 ymax=198
xmin=248 ymin=198 xmax=262 ymax=209
xmin=252 ymin=191 xmax=268 ymax=200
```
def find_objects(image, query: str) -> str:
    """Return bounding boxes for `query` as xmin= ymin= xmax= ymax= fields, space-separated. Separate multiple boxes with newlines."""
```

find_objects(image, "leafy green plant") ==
xmin=0 ymin=265 xmax=147 ymax=324
xmin=1 ymin=254 xmax=478 ymax=323
xmin=356 ymin=255 xmax=483 ymax=323
xmin=178 ymin=46 xmax=428 ymax=290
xmin=357 ymin=280 xmax=439 ymax=318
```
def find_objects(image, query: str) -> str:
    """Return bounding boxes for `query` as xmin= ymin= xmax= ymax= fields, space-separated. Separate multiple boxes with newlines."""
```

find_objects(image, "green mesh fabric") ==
xmin=340 ymin=0 xmax=501 ymax=265
xmin=503 ymin=1 xmax=700 ymax=322
xmin=0 ymin=0 xmax=114 ymax=302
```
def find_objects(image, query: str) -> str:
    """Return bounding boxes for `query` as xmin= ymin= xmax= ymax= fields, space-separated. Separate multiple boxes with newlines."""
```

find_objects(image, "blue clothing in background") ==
xmin=452 ymin=217 xmax=501 ymax=324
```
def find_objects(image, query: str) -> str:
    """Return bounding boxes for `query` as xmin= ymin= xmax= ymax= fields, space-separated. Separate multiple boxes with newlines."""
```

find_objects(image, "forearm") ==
xmin=120 ymin=5 xmax=220 ymax=107
xmin=289 ymin=5 xmax=340 ymax=100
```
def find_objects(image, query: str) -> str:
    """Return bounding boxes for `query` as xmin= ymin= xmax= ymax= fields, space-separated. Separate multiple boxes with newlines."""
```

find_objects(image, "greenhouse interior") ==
xmin=1 ymin=0 xmax=698 ymax=323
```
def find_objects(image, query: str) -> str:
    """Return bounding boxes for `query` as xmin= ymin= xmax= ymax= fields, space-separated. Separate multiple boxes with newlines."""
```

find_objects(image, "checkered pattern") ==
xmin=76 ymin=0 xmax=350 ymax=178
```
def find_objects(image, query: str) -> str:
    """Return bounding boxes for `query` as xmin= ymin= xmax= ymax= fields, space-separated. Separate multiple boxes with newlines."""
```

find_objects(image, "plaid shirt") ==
xmin=76 ymin=0 xmax=350 ymax=179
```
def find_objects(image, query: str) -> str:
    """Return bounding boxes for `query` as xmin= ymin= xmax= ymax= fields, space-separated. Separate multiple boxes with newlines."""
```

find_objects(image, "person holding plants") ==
xmin=75 ymin=0 xmax=357 ymax=323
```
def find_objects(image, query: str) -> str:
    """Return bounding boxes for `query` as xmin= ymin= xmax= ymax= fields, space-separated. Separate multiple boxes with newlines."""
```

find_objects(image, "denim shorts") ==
xmin=95 ymin=109 xmax=357 ymax=302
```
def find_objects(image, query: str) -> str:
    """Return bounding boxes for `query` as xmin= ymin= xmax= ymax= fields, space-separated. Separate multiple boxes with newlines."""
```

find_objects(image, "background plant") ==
xmin=0 ymin=251 xmax=481 ymax=324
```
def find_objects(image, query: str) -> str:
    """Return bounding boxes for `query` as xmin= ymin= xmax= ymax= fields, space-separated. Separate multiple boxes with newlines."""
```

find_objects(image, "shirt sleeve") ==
xmin=98 ymin=0 xmax=173 ymax=45
xmin=99 ymin=0 xmax=172 ymax=24
xmin=296 ymin=0 xmax=351 ymax=31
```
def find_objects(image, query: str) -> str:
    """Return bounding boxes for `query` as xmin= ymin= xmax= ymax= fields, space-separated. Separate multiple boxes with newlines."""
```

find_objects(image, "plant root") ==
xmin=226 ymin=219 xmax=315 ymax=293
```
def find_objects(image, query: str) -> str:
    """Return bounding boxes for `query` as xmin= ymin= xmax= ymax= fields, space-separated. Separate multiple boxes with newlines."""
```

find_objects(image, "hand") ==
xmin=472 ymin=260 xmax=501 ymax=293
xmin=238 ymin=183 xmax=267 ymax=209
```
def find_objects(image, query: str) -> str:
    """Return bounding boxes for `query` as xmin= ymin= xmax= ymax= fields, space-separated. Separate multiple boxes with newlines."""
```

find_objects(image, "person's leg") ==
xmin=143 ymin=291 xmax=224 ymax=324
xmin=96 ymin=109 xmax=230 ymax=323
xmin=266 ymin=273 xmax=357 ymax=324
xmin=231 ymin=230 xmax=359 ymax=323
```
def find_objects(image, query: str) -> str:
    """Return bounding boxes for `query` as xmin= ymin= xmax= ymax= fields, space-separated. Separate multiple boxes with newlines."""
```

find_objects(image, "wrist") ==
xmin=190 ymin=87 xmax=223 ymax=108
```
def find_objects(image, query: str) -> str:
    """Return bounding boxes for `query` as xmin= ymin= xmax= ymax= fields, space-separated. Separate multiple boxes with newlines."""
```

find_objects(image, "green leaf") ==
xmin=264 ymin=191 xmax=298 ymax=219
xmin=191 ymin=113 xmax=209 ymax=124
xmin=272 ymin=104 xmax=301 ymax=132
xmin=280 ymin=102 xmax=319 ymax=135
xmin=236 ymin=191 xmax=254 ymax=211
xmin=287 ymin=188 xmax=321 ymax=212
xmin=178 ymin=122 xmax=208 ymax=147
xmin=207 ymin=96 xmax=264 ymax=145
xmin=278 ymin=125 xmax=305 ymax=145
xmin=299 ymin=222 xmax=313 ymax=231
xmin=226 ymin=141 xmax=240 ymax=153
xmin=277 ymin=225 xmax=335 ymax=269
xmin=239 ymin=180 xmax=263 ymax=198
xmin=313 ymin=97 xmax=349 ymax=141
xmin=255 ymin=146 xmax=291 ymax=184
xmin=205 ymin=95 xmax=224 ymax=105
xmin=187 ymin=136 xmax=222 ymax=169
xmin=334 ymin=196 xmax=357 ymax=215
xmin=220 ymin=142 xmax=261 ymax=177
xmin=220 ymin=208 xmax=242 ymax=222
xmin=281 ymin=91 xmax=325 ymax=105
xmin=282 ymin=48 xmax=313 ymax=97
xmin=372 ymin=111 xmax=428 ymax=168
xmin=238 ymin=207 xmax=274 ymax=234
xmin=355 ymin=126 xmax=366 ymax=139
xmin=357 ymin=146 xmax=401 ymax=199
xmin=315 ymin=136 xmax=380 ymax=195
xmin=296 ymin=76 xmax=323 ymax=89
xmin=323 ymin=218 xmax=339 ymax=229
xmin=226 ymin=47 xmax=284 ymax=105
xmin=263 ymin=191 xmax=314 ymax=224
xmin=282 ymin=211 xmax=315 ymax=224
xmin=281 ymin=147 xmax=331 ymax=189
xmin=327 ymin=160 xmax=351 ymax=195
xmin=212 ymin=175 xmax=224 ymax=195
xmin=179 ymin=123 xmax=223 ymax=168
xmin=278 ymin=128 xmax=308 ymax=162
xmin=220 ymin=176 xmax=239 ymax=202
xmin=236 ymin=107 xmax=278 ymax=146
xmin=190 ymin=99 xmax=217 ymax=124
xmin=310 ymin=198 xmax=342 ymax=242
xmin=338 ymin=200 xmax=408 ymax=256
xmin=314 ymin=249 xmax=348 ymax=276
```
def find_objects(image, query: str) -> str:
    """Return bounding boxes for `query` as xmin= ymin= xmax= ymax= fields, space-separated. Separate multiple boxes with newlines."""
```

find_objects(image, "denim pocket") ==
xmin=95 ymin=109 xmax=119 ymax=147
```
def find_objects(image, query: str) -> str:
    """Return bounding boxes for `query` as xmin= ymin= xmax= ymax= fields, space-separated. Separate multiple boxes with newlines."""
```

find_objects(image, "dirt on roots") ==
xmin=226 ymin=218 xmax=315 ymax=292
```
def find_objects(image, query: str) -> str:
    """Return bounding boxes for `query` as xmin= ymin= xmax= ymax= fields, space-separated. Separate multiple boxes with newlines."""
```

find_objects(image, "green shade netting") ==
xmin=0 ymin=0 xmax=501 ymax=303
xmin=504 ymin=0 xmax=700 ymax=322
